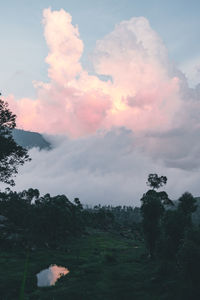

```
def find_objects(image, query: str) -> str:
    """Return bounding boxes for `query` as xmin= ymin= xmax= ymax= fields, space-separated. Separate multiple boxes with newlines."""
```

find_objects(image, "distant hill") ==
xmin=12 ymin=129 xmax=51 ymax=150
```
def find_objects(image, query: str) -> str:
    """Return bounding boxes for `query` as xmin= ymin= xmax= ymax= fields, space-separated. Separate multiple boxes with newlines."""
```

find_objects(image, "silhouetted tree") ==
xmin=0 ymin=95 xmax=30 ymax=185
xmin=141 ymin=174 xmax=173 ymax=258
xmin=141 ymin=190 xmax=164 ymax=258
xmin=178 ymin=192 xmax=197 ymax=226
xmin=161 ymin=209 xmax=186 ymax=260
xmin=74 ymin=197 xmax=83 ymax=210
xmin=146 ymin=174 xmax=167 ymax=190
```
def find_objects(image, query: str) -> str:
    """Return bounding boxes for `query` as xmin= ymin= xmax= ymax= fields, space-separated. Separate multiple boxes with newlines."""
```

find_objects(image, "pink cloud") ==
xmin=43 ymin=8 xmax=83 ymax=84
xmin=7 ymin=8 xmax=188 ymax=137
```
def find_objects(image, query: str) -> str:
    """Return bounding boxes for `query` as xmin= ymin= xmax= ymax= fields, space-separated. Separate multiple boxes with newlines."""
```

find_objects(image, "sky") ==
xmin=1 ymin=0 xmax=200 ymax=98
xmin=1 ymin=0 xmax=200 ymax=205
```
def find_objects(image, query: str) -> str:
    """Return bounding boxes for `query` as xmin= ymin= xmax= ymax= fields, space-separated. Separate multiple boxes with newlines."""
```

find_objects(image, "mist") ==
xmin=7 ymin=128 xmax=199 ymax=206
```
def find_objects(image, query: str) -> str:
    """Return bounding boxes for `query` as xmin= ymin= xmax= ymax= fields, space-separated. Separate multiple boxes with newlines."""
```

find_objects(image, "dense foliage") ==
xmin=0 ymin=182 xmax=200 ymax=299
xmin=141 ymin=177 xmax=200 ymax=299
xmin=0 ymin=96 xmax=30 ymax=185
xmin=0 ymin=189 xmax=84 ymax=249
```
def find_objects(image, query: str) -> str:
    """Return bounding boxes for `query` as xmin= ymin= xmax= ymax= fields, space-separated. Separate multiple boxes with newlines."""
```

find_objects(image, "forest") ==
xmin=1 ymin=97 xmax=200 ymax=299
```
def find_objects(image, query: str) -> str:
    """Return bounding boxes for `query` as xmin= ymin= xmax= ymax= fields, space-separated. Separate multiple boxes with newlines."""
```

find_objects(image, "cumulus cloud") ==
xmin=4 ymin=8 xmax=200 ymax=203
xmin=180 ymin=56 xmax=200 ymax=87
xmin=7 ymin=8 xmax=185 ymax=136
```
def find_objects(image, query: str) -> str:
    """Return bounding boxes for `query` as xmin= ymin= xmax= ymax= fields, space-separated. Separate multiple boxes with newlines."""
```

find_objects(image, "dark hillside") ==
xmin=12 ymin=129 xmax=51 ymax=150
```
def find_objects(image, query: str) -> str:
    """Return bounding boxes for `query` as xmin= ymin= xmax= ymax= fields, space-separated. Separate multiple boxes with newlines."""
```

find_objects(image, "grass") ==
xmin=0 ymin=230 xmax=163 ymax=300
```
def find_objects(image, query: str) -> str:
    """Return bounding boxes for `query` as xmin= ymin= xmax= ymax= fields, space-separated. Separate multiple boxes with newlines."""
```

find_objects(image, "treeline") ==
xmin=1 ymin=177 xmax=200 ymax=299
xmin=84 ymin=205 xmax=141 ymax=228
xmin=0 ymin=189 xmax=142 ymax=250
xmin=0 ymin=189 xmax=84 ymax=249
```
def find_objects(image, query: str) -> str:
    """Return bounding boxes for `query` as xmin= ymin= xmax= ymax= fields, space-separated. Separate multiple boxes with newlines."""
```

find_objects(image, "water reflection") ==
xmin=37 ymin=265 xmax=69 ymax=287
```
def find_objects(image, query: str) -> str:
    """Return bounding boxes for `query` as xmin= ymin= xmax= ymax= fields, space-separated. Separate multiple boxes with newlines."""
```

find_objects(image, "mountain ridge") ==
xmin=12 ymin=129 xmax=51 ymax=150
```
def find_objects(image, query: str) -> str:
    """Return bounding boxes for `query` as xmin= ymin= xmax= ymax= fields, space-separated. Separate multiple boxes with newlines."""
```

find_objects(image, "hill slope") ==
xmin=12 ymin=129 xmax=51 ymax=150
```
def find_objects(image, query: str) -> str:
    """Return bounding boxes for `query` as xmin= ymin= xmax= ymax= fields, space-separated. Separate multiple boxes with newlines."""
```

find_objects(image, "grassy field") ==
xmin=0 ymin=230 xmax=166 ymax=300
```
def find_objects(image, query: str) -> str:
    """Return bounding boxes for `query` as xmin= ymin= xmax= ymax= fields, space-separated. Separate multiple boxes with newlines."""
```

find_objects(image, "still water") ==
xmin=37 ymin=265 xmax=69 ymax=287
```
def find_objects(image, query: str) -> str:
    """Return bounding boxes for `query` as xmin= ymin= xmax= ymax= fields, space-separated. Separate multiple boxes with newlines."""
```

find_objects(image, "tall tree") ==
xmin=178 ymin=192 xmax=197 ymax=216
xmin=0 ymin=95 xmax=30 ymax=186
xmin=141 ymin=189 xmax=164 ymax=258
xmin=141 ymin=174 xmax=172 ymax=258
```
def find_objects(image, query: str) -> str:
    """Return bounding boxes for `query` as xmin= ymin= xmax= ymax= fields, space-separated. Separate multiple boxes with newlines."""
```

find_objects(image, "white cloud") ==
xmin=8 ymin=128 xmax=200 ymax=206
xmin=179 ymin=56 xmax=200 ymax=87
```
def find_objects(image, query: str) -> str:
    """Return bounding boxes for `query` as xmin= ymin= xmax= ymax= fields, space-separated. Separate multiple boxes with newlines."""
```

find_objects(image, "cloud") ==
xmin=179 ymin=56 xmax=200 ymax=87
xmin=4 ymin=8 xmax=200 ymax=204
xmin=43 ymin=8 xmax=83 ymax=84
xmin=8 ymin=129 xmax=200 ymax=206
xmin=7 ymin=8 xmax=185 ymax=137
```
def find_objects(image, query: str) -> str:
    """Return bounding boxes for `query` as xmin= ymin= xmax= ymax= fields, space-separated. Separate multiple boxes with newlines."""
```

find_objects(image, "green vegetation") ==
xmin=0 ymin=228 xmax=163 ymax=300
xmin=0 ymin=186 xmax=200 ymax=299
xmin=0 ymin=95 xmax=30 ymax=186
xmin=1 ymin=98 xmax=200 ymax=299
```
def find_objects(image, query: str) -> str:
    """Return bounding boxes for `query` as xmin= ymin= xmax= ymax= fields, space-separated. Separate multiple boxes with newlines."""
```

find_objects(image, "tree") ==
xmin=20 ymin=188 xmax=40 ymax=204
xmin=161 ymin=209 xmax=186 ymax=260
xmin=146 ymin=174 xmax=167 ymax=190
xmin=0 ymin=95 xmax=30 ymax=185
xmin=178 ymin=192 xmax=197 ymax=216
xmin=141 ymin=174 xmax=173 ymax=258
xmin=141 ymin=190 xmax=164 ymax=258
xmin=158 ymin=192 xmax=197 ymax=263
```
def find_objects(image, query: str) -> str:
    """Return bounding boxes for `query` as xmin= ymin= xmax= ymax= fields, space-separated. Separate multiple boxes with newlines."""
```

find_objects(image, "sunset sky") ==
xmin=1 ymin=0 xmax=200 ymax=205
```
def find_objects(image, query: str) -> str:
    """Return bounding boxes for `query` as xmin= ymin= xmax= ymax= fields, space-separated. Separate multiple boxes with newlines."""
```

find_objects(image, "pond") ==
xmin=37 ymin=265 xmax=69 ymax=287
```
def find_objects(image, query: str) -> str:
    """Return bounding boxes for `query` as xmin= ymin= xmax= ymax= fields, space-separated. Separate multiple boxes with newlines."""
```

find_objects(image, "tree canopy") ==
xmin=146 ymin=173 xmax=167 ymax=190
xmin=0 ymin=95 xmax=30 ymax=186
